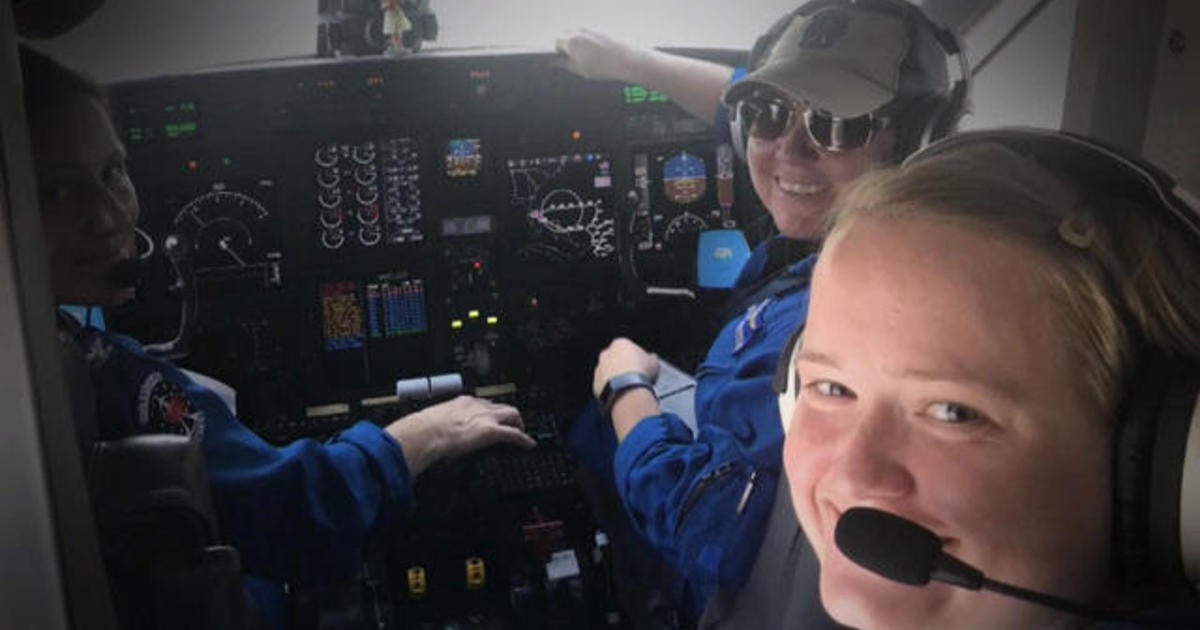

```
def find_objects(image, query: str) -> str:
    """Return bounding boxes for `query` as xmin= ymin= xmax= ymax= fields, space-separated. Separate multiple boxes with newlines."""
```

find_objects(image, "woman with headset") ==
xmin=558 ymin=0 xmax=970 ymax=622
xmin=19 ymin=44 xmax=536 ymax=627
xmin=774 ymin=129 xmax=1200 ymax=628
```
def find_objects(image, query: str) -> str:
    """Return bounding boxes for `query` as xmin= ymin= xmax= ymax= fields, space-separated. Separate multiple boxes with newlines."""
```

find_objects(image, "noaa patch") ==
xmin=800 ymin=9 xmax=851 ymax=49
xmin=137 ymin=371 xmax=204 ymax=438
xmin=733 ymin=297 xmax=772 ymax=354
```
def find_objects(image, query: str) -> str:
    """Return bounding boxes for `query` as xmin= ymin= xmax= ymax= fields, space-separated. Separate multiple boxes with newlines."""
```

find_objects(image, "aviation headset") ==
xmin=771 ymin=127 xmax=1200 ymax=596
xmin=728 ymin=0 xmax=972 ymax=162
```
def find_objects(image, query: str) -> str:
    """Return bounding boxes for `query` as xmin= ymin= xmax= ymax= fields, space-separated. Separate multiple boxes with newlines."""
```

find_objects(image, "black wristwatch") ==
xmin=598 ymin=371 xmax=657 ymax=416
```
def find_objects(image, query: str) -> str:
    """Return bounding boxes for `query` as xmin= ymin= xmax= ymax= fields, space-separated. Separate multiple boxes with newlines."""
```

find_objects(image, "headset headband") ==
xmin=906 ymin=127 xmax=1200 ymax=242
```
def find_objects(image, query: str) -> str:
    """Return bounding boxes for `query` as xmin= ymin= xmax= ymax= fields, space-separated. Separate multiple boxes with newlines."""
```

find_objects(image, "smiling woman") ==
xmin=794 ymin=214 xmax=1113 ymax=629
xmin=781 ymin=131 xmax=1200 ymax=629
xmin=21 ymin=44 xmax=139 ymax=307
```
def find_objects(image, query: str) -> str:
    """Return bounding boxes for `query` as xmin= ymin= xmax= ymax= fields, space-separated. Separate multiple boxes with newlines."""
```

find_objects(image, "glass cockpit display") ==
xmin=446 ymin=138 xmax=483 ymax=178
xmin=506 ymin=152 xmax=615 ymax=263
xmin=314 ymin=137 xmax=423 ymax=251
xmin=320 ymin=281 xmax=366 ymax=351
xmin=318 ymin=272 xmax=431 ymax=391
xmin=632 ymin=143 xmax=737 ymax=251
xmin=321 ymin=276 xmax=428 ymax=352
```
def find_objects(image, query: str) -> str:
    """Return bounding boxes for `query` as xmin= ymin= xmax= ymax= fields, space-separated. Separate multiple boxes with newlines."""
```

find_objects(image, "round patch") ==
xmin=137 ymin=371 xmax=201 ymax=436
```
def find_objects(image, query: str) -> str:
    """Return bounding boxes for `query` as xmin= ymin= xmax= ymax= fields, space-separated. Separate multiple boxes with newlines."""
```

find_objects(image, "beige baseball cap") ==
xmin=723 ymin=2 xmax=950 ymax=118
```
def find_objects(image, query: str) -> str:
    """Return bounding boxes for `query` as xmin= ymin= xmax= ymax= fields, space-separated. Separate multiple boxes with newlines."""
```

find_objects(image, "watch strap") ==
xmin=599 ymin=371 xmax=656 ymax=415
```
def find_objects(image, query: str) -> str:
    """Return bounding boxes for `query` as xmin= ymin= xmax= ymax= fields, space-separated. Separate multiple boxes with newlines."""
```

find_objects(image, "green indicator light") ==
xmin=223 ymin=157 xmax=232 ymax=167
xmin=165 ymin=105 xmax=176 ymax=113
xmin=623 ymin=85 xmax=669 ymax=105
xmin=624 ymin=85 xmax=647 ymax=105
xmin=180 ymin=122 xmax=197 ymax=133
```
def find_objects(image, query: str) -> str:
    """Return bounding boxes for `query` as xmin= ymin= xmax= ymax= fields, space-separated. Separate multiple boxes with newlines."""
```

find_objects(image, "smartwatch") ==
xmin=598 ymin=371 xmax=656 ymax=416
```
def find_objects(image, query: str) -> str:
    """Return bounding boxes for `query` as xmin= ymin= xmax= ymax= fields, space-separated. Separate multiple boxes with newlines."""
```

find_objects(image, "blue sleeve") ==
xmin=613 ymin=412 xmax=777 ymax=605
xmin=199 ymin=393 xmax=415 ymax=586
xmin=611 ymin=267 xmax=811 ymax=604
xmin=77 ymin=327 xmax=417 ymax=589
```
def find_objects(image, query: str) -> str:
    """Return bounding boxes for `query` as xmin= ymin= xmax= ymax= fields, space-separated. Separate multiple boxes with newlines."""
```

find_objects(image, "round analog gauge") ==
xmin=663 ymin=212 xmax=708 ymax=245
xmin=171 ymin=190 xmax=272 ymax=271
xmin=358 ymin=224 xmax=382 ymax=247
xmin=322 ymin=227 xmax=345 ymax=250
xmin=357 ymin=205 xmax=380 ymax=225
xmin=354 ymin=165 xmax=378 ymax=186
xmin=356 ymin=187 xmax=380 ymax=206
xmin=352 ymin=143 xmax=376 ymax=165
xmin=314 ymin=145 xmax=338 ymax=168
xmin=320 ymin=207 xmax=344 ymax=229
xmin=317 ymin=169 xmax=340 ymax=189
xmin=318 ymin=188 xmax=342 ymax=209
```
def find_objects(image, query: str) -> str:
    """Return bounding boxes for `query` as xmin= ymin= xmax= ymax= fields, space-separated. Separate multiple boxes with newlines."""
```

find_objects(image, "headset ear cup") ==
xmin=892 ymin=88 xmax=968 ymax=161
xmin=935 ymin=80 xmax=970 ymax=139
xmin=1112 ymin=357 xmax=1200 ymax=595
xmin=1146 ymin=361 xmax=1200 ymax=592
xmin=1113 ymin=378 xmax=1161 ymax=589
xmin=892 ymin=95 xmax=940 ymax=160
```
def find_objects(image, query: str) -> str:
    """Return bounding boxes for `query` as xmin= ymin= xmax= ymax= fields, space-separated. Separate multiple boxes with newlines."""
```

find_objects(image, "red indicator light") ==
xmin=186 ymin=160 xmax=198 ymax=170
xmin=571 ymin=130 xmax=582 ymax=142
xmin=472 ymin=261 xmax=482 ymax=270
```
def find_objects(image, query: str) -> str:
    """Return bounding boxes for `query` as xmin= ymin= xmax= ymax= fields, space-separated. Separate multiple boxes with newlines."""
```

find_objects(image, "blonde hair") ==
xmin=821 ymin=142 xmax=1200 ymax=418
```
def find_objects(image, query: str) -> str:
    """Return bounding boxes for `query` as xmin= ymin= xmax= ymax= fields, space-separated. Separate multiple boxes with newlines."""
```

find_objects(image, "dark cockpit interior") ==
xmin=6 ymin=1 xmax=1199 ymax=629
xmin=98 ymin=48 xmax=757 ymax=627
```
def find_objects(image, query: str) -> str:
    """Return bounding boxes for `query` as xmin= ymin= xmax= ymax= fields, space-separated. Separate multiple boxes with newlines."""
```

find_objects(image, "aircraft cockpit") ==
xmin=2 ymin=1 xmax=1198 ymax=629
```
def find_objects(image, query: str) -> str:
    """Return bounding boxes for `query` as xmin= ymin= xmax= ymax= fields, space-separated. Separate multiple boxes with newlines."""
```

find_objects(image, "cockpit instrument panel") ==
xmin=314 ymin=137 xmax=423 ymax=251
xmin=105 ymin=49 xmax=758 ymax=628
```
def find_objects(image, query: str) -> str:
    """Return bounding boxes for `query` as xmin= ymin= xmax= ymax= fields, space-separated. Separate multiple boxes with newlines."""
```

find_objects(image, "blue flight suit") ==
xmin=71 ymin=322 xmax=415 ymax=625
xmin=567 ymin=240 xmax=814 ymax=617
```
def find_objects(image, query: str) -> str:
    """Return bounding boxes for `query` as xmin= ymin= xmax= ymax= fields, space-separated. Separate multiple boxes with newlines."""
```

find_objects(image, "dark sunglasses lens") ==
xmin=806 ymin=111 xmax=873 ymax=151
xmin=747 ymin=100 xmax=793 ymax=140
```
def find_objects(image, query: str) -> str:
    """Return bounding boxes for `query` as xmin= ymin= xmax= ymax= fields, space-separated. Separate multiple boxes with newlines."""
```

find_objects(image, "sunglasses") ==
xmin=736 ymin=91 xmax=886 ymax=153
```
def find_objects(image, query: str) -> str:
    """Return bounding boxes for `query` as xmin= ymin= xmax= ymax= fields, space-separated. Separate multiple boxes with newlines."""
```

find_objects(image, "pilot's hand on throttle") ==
xmin=386 ymin=395 xmax=535 ymax=476
xmin=554 ymin=29 xmax=640 ymax=82
xmin=592 ymin=337 xmax=659 ymax=399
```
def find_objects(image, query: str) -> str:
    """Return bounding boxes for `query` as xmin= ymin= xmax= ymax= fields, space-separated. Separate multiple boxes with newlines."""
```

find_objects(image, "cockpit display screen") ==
xmin=506 ymin=152 xmax=615 ymax=263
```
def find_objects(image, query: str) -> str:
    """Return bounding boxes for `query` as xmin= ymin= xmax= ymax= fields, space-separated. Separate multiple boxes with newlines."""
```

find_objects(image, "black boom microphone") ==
xmin=833 ymin=507 xmax=1191 ymax=627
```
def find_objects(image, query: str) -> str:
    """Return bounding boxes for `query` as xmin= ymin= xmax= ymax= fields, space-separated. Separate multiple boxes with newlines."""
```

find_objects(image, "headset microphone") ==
xmin=108 ymin=226 xmax=157 ymax=289
xmin=834 ymin=507 xmax=1192 ymax=628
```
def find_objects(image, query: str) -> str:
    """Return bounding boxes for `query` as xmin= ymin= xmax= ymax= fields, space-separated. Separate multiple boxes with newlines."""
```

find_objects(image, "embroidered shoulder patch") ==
xmin=733 ymin=297 xmax=772 ymax=353
xmin=137 ymin=371 xmax=204 ymax=437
